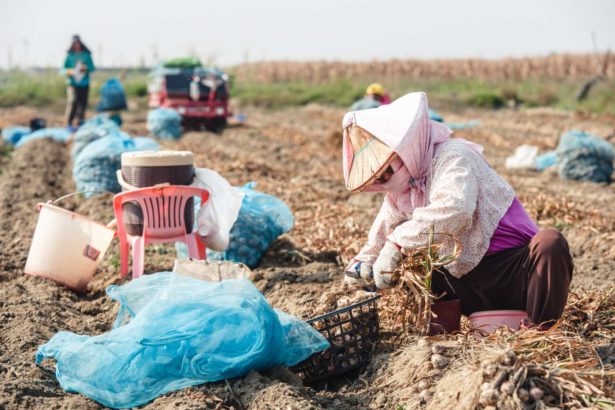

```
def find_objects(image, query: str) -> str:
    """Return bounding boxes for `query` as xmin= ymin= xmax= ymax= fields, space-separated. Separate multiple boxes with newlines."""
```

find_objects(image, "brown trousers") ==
xmin=432 ymin=229 xmax=573 ymax=326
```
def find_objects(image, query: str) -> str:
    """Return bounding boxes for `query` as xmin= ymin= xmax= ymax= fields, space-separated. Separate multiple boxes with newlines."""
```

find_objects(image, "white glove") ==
xmin=344 ymin=261 xmax=373 ymax=288
xmin=373 ymin=241 xmax=402 ymax=289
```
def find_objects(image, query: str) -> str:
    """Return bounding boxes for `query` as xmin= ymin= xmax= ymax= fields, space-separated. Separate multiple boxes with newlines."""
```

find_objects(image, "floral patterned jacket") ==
xmin=352 ymin=139 xmax=516 ymax=278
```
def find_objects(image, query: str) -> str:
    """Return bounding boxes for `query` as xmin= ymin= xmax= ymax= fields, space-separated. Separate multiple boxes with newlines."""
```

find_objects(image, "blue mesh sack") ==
xmin=71 ymin=115 xmax=121 ymax=159
xmin=73 ymin=133 xmax=134 ymax=195
xmin=35 ymin=273 xmax=328 ymax=409
xmin=147 ymin=108 xmax=182 ymax=139
xmin=202 ymin=183 xmax=293 ymax=268
xmin=536 ymin=151 xmax=557 ymax=171
xmin=96 ymin=78 xmax=128 ymax=112
xmin=555 ymin=130 xmax=615 ymax=183
xmin=133 ymin=136 xmax=160 ymax=151
xmin=73 ymin=134 xmax=159 ymax=196
xmin=82 ymin=113 xmax=122 ymax=128
xmin=2 ymin=126 xmax=31 ymax=145
xmin=15 ymin=128 xmax=71 ymax=148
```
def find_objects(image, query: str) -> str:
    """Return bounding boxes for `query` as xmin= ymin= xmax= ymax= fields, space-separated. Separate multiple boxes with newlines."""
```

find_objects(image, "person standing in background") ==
xmin=63 ymin=35 xmax=95 ymax=131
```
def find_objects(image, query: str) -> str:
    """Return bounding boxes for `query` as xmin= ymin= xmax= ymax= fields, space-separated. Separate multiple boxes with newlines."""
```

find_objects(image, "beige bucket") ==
xmin=25 ymin=202 xmax=115 ymax=292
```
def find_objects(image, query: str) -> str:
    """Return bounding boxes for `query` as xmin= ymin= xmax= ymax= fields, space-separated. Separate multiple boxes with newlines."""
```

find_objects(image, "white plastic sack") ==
xmin=192 ymin=168 xmax=244 ymax=251
xmin=73 ymin=61 xmax=85 ymax=84
xmin=505 ymin=145 xmax=539 ymax=170
xmin=172 ymin=259 xmax=251 ymax=282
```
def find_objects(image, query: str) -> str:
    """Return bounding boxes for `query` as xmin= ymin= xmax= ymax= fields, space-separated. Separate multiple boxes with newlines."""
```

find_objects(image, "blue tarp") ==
xmin=147 ymin=108 xmax=182 ymax=140
xmin=446 ymin=120 xmax=480 ymax=130
xmin=15 ymin=128 xmax=71 ymax=148
xmin=2 ymin=126 xmax=31 ymax=145
xmin=36 ymin=273 xmax=328 ymax=409
xmin=428 ymin=109 xmax=480 ymax=130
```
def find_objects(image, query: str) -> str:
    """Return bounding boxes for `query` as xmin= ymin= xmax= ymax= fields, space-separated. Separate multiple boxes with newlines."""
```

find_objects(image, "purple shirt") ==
xmin=487 ymin=197 xmax=538 ymax=254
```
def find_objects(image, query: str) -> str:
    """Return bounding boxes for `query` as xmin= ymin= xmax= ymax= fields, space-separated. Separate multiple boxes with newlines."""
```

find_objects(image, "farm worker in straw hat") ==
xmin=62 ymin=34 xmax=95 ymax=131
xmin=342 ymin=92 xmax=573 ymax=334
xmin=351 ymin=83 xmax=391 ymax=111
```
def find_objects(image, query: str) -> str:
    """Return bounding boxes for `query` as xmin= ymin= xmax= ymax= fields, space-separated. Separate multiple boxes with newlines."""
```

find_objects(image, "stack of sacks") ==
xmin=556 ymin=130 xmax=615 ymax=183
xmin=73 ymin=134 xmax=160 ymax=196
xmin=15 ymin=128 xmax=71 ymax=148
xmin=2 ymin=126 xmax=31 ymax=145
xmin=147 ymin=108 xmax=182 ymax=139
xmin=72 ymin=114 xmax=122 ymax=159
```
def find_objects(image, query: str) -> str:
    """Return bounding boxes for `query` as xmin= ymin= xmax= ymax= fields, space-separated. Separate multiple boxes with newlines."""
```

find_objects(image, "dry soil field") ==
xmin=0 ymin=104 xmax=613 ymax=409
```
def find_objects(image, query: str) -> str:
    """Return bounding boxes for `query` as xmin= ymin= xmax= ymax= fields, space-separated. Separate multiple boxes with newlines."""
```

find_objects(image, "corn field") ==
xmin=230 ymin=53 xmax=613 ymax=84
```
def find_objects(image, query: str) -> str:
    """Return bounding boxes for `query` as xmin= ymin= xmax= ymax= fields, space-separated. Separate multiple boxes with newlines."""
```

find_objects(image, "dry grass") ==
xmin=231 ymin=54 xmax=613 ymax=84
xmin=379 ymin=227 xmax=462 ymax=335
xmin=521 ymin=193 xmax=615 ymax=233
xmin=366 ymin=288 xmax=615 ymax=409
xmin=338 ymin=231 xmax=614 ymax=409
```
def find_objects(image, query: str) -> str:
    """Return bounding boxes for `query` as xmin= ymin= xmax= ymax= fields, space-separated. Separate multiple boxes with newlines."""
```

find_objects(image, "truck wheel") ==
xmin=205 ymin=118 xmax=227 ymax=133
xmin=182 ymin=118 xmax=199 ymax=131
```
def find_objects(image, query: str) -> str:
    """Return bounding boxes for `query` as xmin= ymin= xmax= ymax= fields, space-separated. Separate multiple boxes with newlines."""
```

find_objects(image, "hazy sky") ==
xmin=1 ymin=0 xmax=614 ymax=68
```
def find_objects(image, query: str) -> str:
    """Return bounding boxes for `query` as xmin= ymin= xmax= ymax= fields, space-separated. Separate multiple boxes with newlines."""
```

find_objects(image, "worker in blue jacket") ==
xmin=62 ymin=35 xmax=95 ymax=130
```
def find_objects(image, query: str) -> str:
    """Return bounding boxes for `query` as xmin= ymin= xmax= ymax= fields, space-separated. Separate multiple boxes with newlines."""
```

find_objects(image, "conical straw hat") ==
xmin=344 ymin=123 xmax=396 ymax=192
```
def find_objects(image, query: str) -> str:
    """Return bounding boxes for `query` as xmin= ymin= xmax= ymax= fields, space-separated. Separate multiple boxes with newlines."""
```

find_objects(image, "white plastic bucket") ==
xmin=25 ymin=203 xmax=115 ymax=292
xmin=469 ymin=310 xmax=528 ymax=335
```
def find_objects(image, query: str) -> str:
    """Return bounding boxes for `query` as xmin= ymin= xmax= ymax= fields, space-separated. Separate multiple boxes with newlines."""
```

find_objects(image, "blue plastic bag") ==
xmin=96 ymin=78 xmax=128 ymax=112
xmin=147 ymin=108 xmax=182 ymax=139
xmin=36 ymin=273 xmax=328 ymax=409
xmin=2 ymin=126 xmax=31 ymax=145
xmin=15 ymin=128 xmax=70 ymax=148
xmin=556 ymin=130 xmax=614 ymax=183
xmin=180 ymin=183 xmax=293 ymax=268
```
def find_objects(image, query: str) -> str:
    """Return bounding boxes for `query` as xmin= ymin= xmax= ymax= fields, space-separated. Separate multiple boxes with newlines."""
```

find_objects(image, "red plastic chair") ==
xmin=113 ymin=185 xmax=209 ymax=279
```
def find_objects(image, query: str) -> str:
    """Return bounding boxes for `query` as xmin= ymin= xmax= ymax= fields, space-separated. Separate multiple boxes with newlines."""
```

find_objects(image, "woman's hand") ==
xmin=344 ymin=261 xmax=373 ymax=288
xmin=373 ymin=241 xmax=402 ymax=288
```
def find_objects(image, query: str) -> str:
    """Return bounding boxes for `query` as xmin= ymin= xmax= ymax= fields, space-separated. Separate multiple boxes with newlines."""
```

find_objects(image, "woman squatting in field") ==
xmin=343 ymin=92 xmax=573 ymax=334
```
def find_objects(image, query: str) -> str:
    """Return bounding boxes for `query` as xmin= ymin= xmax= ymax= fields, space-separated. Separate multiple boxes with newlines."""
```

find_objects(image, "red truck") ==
xmin=147 ymin=59 xmax=231 ymax=132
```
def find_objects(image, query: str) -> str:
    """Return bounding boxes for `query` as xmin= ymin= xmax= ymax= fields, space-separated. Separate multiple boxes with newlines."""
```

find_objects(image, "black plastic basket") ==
xmin=291 ymin=295 xmax=381 ymax=384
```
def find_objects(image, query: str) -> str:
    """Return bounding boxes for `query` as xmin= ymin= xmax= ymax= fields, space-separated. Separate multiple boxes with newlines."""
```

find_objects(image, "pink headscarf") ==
xmin=342 ymin=92 xmax=483 ymax=215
